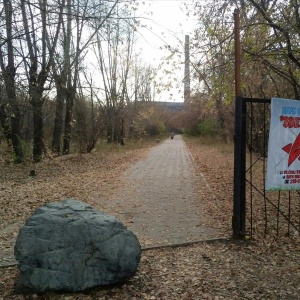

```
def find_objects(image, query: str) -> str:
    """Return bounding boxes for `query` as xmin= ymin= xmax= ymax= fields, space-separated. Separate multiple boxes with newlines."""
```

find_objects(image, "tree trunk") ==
xmin=31 ymin=96 xmax=44 ymax=162
xmin=2 ymin=71 xmax=24 ymax=163
xmin=0 ymin=0 xmax=24 ymax=163
xmin=106 ymin=106 xmax=113 ymax=144
xmin=215 ymin=95 xmax=226 ymax=141
xmin=63 ymin=91 xmax=74 ymax=154
xmin=52 ymin=86 xmax=65 ymax=154
xmin=107 ymin=125 xmax=113 ymax=144
xmin=0 ymin=104 xmax=12 ymax=147
xmin=11 ymin=111 xmax=24 ymax=163
xmin=120 ymin=117 xmax=125 ymax=145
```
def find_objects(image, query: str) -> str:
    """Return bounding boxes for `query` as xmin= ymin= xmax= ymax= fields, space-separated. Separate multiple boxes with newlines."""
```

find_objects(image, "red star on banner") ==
xmin=282 ymin=133 xmax=300 ymax=167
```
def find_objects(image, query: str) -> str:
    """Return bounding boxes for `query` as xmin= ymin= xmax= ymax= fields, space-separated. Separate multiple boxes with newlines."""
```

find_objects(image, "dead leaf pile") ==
xmin=1 ymin=137 xmax=300 ymax=299
xmin=184 ymin=137 xmax=234 ymax=235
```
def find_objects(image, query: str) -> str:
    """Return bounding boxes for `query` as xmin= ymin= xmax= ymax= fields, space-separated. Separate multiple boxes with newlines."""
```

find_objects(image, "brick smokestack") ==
xmin=184 ymin=35 xmax=190 ymax=102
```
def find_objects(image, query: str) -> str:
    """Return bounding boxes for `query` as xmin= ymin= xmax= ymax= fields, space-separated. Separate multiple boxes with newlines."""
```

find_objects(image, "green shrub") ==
xmin=184 ymin=126 xmax=199 ymax=136
xmin=197 ymin=119 xmax=220 ymax=137
xmin=145 ymin=121 xmax=166 ymax=136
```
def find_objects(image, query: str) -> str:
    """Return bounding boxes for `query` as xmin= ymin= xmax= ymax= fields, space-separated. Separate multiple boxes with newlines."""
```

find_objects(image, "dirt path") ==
xmin=103 ymin=135 xmax=221 ymax=247
xmin=0 ymin=135 xmax=222 ymax=267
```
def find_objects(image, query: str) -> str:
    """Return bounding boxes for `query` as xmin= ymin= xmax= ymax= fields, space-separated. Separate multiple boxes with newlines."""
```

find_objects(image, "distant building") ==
xmin=151 ymin=101 xmax=185 ymax=112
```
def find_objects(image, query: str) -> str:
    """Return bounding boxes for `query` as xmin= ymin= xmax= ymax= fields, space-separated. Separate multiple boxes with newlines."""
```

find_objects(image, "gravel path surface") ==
xmin=107 ymin=135 xmax=220 ymax=247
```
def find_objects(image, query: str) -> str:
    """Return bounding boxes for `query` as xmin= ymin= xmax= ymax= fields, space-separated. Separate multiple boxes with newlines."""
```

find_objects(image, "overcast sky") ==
xmin=135 ymin=0 xmax=197 ymax=102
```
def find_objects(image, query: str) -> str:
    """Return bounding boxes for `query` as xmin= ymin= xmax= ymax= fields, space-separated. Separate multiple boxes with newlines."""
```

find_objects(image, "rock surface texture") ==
xmin=14 ymin=199 xmax=141 ymax=293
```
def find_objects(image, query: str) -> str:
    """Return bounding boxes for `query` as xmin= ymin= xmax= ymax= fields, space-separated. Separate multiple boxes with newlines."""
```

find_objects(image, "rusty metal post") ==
xmin=234 ymin=9 xmax=241 ymax=97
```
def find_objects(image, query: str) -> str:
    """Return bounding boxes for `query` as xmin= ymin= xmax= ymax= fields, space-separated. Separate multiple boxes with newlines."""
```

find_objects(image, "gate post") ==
xmin=233 ymin=96 xmax=246 ymax=238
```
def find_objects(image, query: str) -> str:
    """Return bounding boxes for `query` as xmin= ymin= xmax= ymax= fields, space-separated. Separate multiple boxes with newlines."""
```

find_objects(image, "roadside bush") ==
xmin=197 ymin=119 xmax=220 ymax=137
xmin=145 ymin=120 xmax=166 ymax=136
xmin=183 ymin=126 xmax=199 ymax=136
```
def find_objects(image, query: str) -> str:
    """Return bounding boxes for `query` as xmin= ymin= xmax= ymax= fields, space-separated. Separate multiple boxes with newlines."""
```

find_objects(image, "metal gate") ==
xmin=233 ymin=97 xmax=300 ymax=238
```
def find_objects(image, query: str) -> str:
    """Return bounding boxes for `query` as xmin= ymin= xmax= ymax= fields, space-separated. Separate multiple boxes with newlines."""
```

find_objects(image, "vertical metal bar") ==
xmin=288 ymin=191 xmax=291 ymax=236
xmin=232 ymin=8 xmax=246 ymax=239
xmin=250 ymin=102 xmax=253 ymax=237
xmin=263 ymin=103 xmax=268 ymax=236
xmin=277 ymin=191 xmax=280 ymax=236
xmin=298 ymin=192 xmax=300 ymax=235
xmin=233 ymin=96 xmax=246 ymax=238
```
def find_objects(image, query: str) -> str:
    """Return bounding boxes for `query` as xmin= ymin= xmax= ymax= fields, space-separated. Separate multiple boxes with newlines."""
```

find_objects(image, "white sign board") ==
xmin=266 ymin=98 xmax=300 ymax=190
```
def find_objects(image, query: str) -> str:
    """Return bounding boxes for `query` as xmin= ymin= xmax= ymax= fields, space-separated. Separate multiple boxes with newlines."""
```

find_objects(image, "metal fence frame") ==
xmin=232 ymin=96 xmax=300 ymax=238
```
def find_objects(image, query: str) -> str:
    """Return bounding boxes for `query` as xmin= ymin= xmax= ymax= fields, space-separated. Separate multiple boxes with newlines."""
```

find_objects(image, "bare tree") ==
xmin=93 ymin=7 xmax=145 ymax=143
xmin=20 ymin=0 xmax=64 ymax=162
xmin=50 ymin=0 xmax=119 ymax=155
xmin=79 ymin=71 xmax=106 ymax=152
xmin=0 ymin=0 xmax=24 ymax=162
xmin=243 ymin=0 xmax=300 ymax=99
xmin=181 ymin=0 xmax=300 ymax=141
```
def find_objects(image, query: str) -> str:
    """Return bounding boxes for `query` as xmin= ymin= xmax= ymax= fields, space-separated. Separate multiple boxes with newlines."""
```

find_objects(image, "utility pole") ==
xmin=184 ymin=35 xmax=190 ymax=102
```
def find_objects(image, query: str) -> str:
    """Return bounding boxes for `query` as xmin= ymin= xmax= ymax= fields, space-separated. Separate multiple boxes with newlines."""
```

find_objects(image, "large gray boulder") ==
xmin=14 ymin=199 xmax=141 ymax=293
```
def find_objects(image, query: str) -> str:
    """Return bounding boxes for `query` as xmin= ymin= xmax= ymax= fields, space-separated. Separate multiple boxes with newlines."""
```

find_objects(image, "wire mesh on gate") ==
xmin=244 ymin=98 xmax=300 ymax=238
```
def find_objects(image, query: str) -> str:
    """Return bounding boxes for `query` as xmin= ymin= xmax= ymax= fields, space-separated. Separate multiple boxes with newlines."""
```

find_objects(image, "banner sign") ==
xmin=266 ymin=98 xmax=300 ymax=190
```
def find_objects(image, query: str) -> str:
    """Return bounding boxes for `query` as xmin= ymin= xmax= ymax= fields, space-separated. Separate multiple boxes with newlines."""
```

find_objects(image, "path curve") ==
xmin=107 ymin=135 xmax=219 ymax=247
